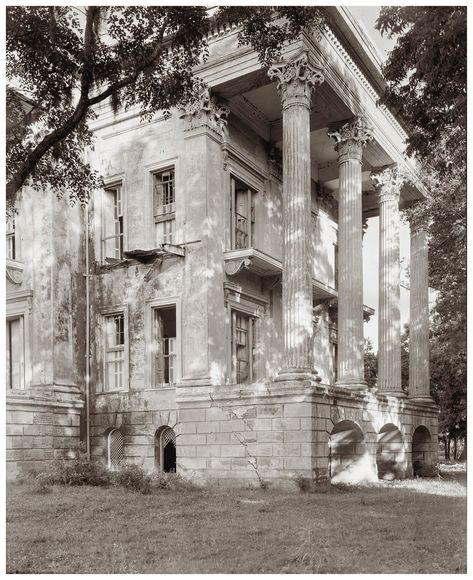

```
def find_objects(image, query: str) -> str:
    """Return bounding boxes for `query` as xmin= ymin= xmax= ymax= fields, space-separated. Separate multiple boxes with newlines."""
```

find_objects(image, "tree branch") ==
xmin=7 ymin=11 xmax=168 ymax=204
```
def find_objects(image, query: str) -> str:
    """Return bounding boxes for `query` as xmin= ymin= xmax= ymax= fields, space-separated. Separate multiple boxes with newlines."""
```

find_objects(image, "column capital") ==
xmin=268 ymin=51 xmax=324 ymax=111
xmin=328 ymin=116 xmax=373 ymax=163
xmin=370 ymin=163 xmax=407 ymax=204
xmin=179 ymin=87 xmax=230 ymax=140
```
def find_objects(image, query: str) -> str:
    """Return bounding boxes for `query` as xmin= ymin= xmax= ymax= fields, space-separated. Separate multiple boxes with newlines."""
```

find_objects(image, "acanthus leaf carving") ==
xmin=370 ymin=163 xmax=408 ymax=204
xmin=180 ymin=87 xmax=230 ymax=141
xmin=268 ymin=51 xmax=324 ymax=109
xmin=327 ymin=116 xmax=373 ymax=161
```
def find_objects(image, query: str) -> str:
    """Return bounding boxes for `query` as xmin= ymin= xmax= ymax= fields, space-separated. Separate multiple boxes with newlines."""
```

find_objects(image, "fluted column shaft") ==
xmin=329 ymin=118 xmax=372 ymax=389
xmin=409 ymin=217 xmax=431 ymax=400
xmin=268 ymin=52 xmax=324 ymax=380
xmin=371 ymin=165 xmax=403 ymax=394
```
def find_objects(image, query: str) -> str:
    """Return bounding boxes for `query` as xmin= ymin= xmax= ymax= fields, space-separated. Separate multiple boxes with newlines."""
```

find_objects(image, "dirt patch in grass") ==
xmin=7 ymin=475 xmax=466 ymax=574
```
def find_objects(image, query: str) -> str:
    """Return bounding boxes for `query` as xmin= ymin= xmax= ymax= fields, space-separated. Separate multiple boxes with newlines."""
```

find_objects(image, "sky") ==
xmin=347 ymin=7 xmax=409 ymax=351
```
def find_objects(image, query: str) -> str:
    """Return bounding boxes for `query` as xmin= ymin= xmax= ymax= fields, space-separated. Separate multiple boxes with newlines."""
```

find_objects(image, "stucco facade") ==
xmin=6 ymin=8 xmax=438 ymax=485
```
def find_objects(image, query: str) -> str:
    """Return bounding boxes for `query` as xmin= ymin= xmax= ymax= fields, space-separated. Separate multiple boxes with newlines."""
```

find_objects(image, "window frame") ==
xmin=153 ymin=167 xmax=176 ymax=245
xmin=6 ymin=215 xmax=17 ymax=262
xmin=145 ymin=297 xmax=182 ymax=389
xmin=145 ymin=157 xmax=180 ymax=248
xmin=224 ymin=282 xmax=267 ymax=385
xmin=97 ymin=305 xmax=129 ymax=394
xmin=100 ymin=177 xmax=126 ymax=263
xmin=6 ymin=290 xmax=32 ymax=391
xmin=224 ymin=155 xmax=264 ymax=252
xmin=231 ymin=309 xmax=257 ymax=384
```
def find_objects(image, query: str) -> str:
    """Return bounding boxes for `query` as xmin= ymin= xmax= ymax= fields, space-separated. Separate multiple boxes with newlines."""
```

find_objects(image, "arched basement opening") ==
xmin=107 ymin=428 xmax=124 ymax=470
xmin=376 ymin=424 xmax=405 ymax=480
xmin=412 ymin=426 xmax=433 ymax=477
xmin=329 ymin=420 xmax=371 ymax=484
xmin=155 ymin=426 xmax=176 ymax=473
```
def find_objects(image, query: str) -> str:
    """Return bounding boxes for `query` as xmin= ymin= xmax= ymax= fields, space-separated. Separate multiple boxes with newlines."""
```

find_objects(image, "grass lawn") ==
xmin=7 ymin=468 xmax=466 ymax=574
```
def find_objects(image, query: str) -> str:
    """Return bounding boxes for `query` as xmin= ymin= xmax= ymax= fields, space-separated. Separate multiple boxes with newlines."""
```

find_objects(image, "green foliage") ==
xmin=378 ymin=7 xmax=466 ymax=442
xmin=363 ymin=338 xmax=377 ymax=388
xmin=114 ymin=463 xmax=152 ymax=495
xmin=44 ymin=449 xmax=112 ymax=487
xmin=376 ymin=6 xmax=466 ymax=168
xmin=6 ymin=6 xmax=325 ymax=205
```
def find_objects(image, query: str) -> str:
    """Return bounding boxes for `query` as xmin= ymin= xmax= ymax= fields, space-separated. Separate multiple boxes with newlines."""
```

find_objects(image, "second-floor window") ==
xmin=152 ymin=306 xmax=176 ymax=387
xmin=231 ymin=177 xmax=255 ymax=250
xmin=6 ymin=216 xmax=16 ymax=261
xmin=103 ymin=313 xmax=126 ymax=391
xmin=102 ymin=185 xmax=123 ymax=260
xmin=231 ymin=310 xmax=256 ymax=384
xmin=154 ymin=169 xmax=175 ymax=245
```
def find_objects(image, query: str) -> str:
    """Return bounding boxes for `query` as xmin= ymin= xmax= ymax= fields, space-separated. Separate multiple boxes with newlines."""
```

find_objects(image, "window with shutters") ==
xmin=102 ymin=184 xmax=124 ymax=260
xmin=230 ymin=176 xmax=255 ymax=250
xmin=154 ymin=168 xmax=175 ymax=244
xmin=6 ymin=316 xmax=25 ymax=390
xmin=99 ymin=311 xmax=128 ymax=393
xmin=107 ymin=429 xmax=124 ymax=470
xmin=152 ymin=306 xmax=176 ymax=387
xmin=231 ymin=310 xmax=257 ymax=384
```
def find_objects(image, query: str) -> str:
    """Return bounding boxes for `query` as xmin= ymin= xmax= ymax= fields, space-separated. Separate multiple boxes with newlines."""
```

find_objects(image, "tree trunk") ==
xmin=446 ymin=436 xmax=451 ymax=460
xmin=453 ymin=437 xmax=458 ymax=461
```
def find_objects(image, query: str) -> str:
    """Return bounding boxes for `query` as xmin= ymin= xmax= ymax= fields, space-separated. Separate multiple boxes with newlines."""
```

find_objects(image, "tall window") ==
xmin=154 ymin=169 xmax=175 ymax=244
xmin=231 ymin=310 xmax=256 ymax=384
xmin=102 ymin=185 xmax=123 ymax=260
xmin=152 ymin=307 xmax=176 ymax=387
xmin=6 ymin=216 xmax=16 ymax=261
xmin=6 ymin=317 xmax=25 ymax=389
xmin=231 ymin=177 xmax=255 ymax=249
xmin=103 ymin=313 xmax=126 ymax=391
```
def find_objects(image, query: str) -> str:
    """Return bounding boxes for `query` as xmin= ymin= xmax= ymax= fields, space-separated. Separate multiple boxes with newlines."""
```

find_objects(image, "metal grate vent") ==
xmin=161 ymin=427 xmax=176 ymax=449
xmin=109 ymin=429 xmax=124 ymax=469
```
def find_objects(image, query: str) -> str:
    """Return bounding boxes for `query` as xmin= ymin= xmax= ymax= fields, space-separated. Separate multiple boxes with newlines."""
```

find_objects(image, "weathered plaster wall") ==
xmin=6 ymin=188 xmax=85 ymax=478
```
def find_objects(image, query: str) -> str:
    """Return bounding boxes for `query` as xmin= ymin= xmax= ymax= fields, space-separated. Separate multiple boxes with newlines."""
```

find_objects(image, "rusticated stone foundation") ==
xmin=90 ymin=382 xmax=438 ymax=488
xmin=6 ymin=389 xmax=83 ymax=480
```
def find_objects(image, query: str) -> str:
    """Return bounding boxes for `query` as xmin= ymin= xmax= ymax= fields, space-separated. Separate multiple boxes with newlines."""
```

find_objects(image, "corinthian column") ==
xmin=409 ymin=213 xmax=431 ymax=400
xmin=371 ymin=164 xmax=404 ymax=395
xmin=268 ymin=52 xmax=324 ymax=381
xmin=328 ymin=117 xmax=372 ymax=389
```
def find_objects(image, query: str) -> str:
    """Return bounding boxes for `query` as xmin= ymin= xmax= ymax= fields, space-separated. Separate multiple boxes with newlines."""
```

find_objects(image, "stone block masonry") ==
xmin=6 ymin=396 xmax=83 ymax=480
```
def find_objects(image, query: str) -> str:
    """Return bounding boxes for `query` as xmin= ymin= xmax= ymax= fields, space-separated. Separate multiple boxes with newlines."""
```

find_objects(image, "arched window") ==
xmin=155 ymin=426 xmax=176 ymax=473
xmin=108 ymin=429 xmax=124 ymax=470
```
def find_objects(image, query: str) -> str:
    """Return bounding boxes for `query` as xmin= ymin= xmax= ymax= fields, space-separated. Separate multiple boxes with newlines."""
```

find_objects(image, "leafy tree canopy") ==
xmin=376 ymin=6 xmax=466 ymax=170
xmin=6 ymin=5 xmax=325 ymax=208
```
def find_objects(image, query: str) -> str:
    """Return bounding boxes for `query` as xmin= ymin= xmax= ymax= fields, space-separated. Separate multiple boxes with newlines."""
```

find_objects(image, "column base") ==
xmin=380 ymin=390 xmax=407 ymax=397
xmin=275 ymin=368 xmax=321 ymax=383
xmin=335 ymin=378 xmax=367 ymax=390
xmin=408 ymin=395 xmax=434 ymax=403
